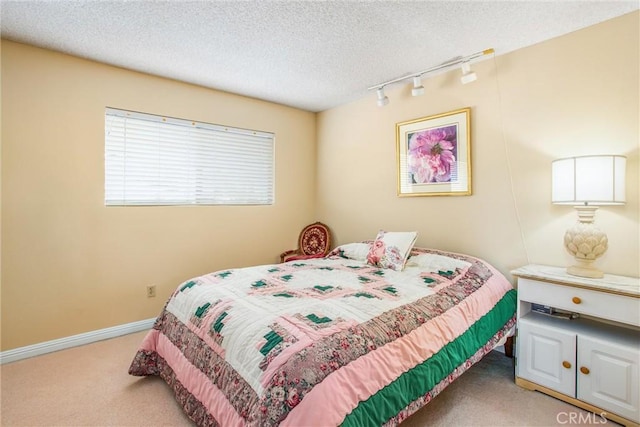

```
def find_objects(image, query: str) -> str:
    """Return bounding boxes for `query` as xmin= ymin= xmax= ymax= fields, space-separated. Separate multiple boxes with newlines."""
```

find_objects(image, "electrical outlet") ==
xmin=146 ymin=285 xmax=156 ymax=298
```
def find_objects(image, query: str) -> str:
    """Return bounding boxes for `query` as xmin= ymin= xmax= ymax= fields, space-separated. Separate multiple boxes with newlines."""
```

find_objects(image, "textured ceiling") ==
xmin=1 ymin=1 xmax=638 ymax=112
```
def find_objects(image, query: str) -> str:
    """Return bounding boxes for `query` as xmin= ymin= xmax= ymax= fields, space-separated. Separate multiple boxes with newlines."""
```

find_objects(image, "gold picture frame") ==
xmin=396 ymin=107 xmax=471 ymax=197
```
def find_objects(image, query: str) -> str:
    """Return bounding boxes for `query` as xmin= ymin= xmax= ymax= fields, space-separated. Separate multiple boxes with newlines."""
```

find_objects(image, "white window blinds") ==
xmin=105 ymin=108 xmax=274 ymax=206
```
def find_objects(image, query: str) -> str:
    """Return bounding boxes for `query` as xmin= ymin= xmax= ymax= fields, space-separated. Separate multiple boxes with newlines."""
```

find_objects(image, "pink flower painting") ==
xmin=407 ymin=125 xmax=457 ymax=184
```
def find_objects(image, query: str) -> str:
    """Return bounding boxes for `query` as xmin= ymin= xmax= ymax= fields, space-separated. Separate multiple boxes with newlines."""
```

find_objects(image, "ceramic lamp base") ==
xmin=567 ymin=261 xmax=604 ymax=279
xmin=563 ymin=206 xmax=607 ymax=279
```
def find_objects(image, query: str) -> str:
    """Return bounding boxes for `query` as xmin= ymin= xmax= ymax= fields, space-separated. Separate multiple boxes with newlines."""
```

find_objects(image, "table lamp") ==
xmin=551 ymin=155 xmax=626 ymax=278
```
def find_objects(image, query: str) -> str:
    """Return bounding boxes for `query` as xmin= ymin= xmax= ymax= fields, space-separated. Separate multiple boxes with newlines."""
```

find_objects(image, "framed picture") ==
xmin=396 ymin=107 xmax=471 ymax=197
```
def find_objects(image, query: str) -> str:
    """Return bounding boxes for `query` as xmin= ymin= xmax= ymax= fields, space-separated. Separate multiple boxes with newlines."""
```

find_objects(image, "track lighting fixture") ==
xmin=460 ymin=62 xmax=477 ymax=84
xmin=376 ymin=87 xmax=389 ymax=107
xmin=368 ymin=48 xmax=494 ymax=106
xmin=411 ymin=76 xmax=425 ymax=97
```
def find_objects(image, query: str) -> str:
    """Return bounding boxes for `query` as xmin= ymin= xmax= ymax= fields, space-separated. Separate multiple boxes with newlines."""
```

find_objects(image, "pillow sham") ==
xmin=366 ymin=230 xmax=417 ymax=271
xmin=406 ymin=253 xmax=472 ymax=272
xmin=331 ymin=242 xmax=372 ymax=261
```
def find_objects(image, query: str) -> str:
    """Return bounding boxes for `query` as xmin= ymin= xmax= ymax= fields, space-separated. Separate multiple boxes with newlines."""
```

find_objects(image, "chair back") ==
xmin=298 ymin=222 xmax=331 ymax=257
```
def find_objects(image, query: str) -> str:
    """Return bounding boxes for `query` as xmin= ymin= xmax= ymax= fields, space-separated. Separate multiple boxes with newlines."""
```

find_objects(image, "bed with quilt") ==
xmin=129 ymin=237 xmax=516 ymax=426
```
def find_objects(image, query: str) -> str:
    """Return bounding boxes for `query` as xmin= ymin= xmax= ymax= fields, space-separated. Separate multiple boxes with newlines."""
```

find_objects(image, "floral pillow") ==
xmin=366 ymin=230 xmax=418 ymax=271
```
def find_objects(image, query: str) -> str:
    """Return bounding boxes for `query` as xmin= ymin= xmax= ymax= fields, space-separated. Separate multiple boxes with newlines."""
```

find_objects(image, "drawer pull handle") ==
xmin=562 ymin=361 xmax=572 ymax=369
xmin=572 ymin=297 xmax=582 ymax=304
xmin=580 ymin=366 xmax=590 ymax=375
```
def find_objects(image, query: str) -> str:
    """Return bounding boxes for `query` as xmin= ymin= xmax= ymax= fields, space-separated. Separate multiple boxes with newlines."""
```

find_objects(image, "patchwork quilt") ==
xmin=129 ymin=246 xmax=516 ymax=426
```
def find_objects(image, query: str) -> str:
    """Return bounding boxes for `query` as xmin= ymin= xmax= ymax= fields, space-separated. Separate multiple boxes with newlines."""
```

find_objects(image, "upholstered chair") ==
xmin=280 ymin=222 xmax=332 ymax=263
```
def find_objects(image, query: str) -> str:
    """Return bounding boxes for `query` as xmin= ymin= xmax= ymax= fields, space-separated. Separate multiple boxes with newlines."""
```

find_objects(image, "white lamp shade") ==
xmin=552 ymin=155 xmax=626 ymax=205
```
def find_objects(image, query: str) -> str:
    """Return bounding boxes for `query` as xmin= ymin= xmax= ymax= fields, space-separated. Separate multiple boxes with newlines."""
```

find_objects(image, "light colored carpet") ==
xmin=0 ymin=331 xmax=610 ymax=426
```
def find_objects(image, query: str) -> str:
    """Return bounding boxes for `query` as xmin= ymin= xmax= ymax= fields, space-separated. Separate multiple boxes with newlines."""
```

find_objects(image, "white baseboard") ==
xmin=0 ymin=317 xmax=156 ymax=365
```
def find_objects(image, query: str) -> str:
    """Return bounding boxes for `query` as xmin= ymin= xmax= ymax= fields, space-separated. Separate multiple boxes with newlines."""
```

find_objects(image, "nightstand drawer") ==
xmin=518 ymin=278 xmax=640 ymax=327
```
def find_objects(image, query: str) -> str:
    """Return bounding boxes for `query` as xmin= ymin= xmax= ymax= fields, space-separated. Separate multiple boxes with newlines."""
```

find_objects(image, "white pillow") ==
xmin=406 ymin=253 xmax=471 ymax=272
xmin=366 ymin=230 xmax=418 ymax=271
xmin=333 ymin=242 xmax=371 ymax=261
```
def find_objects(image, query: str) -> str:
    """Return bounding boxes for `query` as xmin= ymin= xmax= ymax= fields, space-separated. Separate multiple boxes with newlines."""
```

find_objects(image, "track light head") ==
xmin=376 ymin=87 xmax=389 ymax=107
xmin=411 ymin=76 xmax=425 ymax=97
xmin=460 ymin=62 xmax=477 ymax=84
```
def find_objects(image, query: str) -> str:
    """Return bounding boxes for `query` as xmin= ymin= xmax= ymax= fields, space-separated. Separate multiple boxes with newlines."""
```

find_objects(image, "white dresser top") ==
xmin=511 ymin=264 xmax=640 ymax=298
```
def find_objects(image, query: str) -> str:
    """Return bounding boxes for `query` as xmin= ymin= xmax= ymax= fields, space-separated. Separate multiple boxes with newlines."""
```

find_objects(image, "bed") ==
xmin=129 ymin=238 xmax=516 ymax=426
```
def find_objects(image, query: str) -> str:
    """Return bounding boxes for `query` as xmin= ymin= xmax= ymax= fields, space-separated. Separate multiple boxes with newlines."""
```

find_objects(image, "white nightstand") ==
xmin=512 ymin=265 xmax=640 ymax=427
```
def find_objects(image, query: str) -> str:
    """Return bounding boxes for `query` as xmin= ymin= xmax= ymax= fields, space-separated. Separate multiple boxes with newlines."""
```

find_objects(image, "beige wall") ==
xmin=316 ymin=12 xmax=639 ymax=279
xmin=1 ymin=41 xmax=317 ymax=350
xmin=2 ymin=12 xmax=639 ymax=352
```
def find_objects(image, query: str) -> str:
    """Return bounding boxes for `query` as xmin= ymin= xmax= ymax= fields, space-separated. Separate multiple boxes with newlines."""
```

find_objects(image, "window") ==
xmin=105 ymin=108 xmax=274 ymax=206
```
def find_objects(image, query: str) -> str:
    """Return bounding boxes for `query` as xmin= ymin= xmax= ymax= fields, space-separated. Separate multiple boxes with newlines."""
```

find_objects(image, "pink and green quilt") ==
xmin=129 ymin=245 xmax=516 ymax=426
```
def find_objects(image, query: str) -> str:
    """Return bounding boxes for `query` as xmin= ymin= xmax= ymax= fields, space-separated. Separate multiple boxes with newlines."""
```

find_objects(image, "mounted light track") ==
xmin=368 ymin=48 xmax=494 ymax=106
